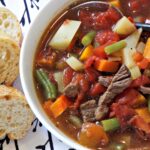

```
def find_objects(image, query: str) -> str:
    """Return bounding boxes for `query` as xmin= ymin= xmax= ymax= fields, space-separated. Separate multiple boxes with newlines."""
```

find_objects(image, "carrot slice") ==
xmin=95 ymin=59 xmax=119 ymax=73
xmin=144 ymin=38 xmax=150 ymax=61
xmin=50 ymin=95 xmax=71 ymax=118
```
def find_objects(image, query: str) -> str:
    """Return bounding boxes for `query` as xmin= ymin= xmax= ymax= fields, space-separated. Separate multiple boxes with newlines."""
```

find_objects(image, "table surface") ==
xmin=0 ymin=0 xmax=75 ymax=150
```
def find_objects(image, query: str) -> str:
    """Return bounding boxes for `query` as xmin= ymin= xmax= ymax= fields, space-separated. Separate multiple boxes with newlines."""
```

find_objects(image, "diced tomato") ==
xmin=78 ymin=8 xmax=121 ymax=30
xmin=131 ymin=75 xmax=150 ymax=88
xmin=111 ymin=103 xmax=136 ymax=127
xmin=129 ymin=115 xmax=150 ymax=134
xmin=129 ymin=0 xmax=140 ymax=11
xmin=63 ymin=67 xmax=74 ymax=86
xmin=84 ymin=56 xmax=98 ymax=68
xmin=89 ymin=83 xmax=106 ymax=97
xmin=128 ymin=16 xmax=135 ymax=23
xmin=85 ymin=68 xmax=99 ymax=82
xmin=95 ymin=30 xmax=120 ymax=45
xmin=137 ymin=58 xmax=149 ymax=69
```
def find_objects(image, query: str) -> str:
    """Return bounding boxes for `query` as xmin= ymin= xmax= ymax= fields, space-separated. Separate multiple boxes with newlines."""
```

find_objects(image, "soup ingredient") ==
xmin=109 ymin=0 xmax=121 ymax=8
xmin=80 ymin=100 xmax=97 ymax=122
xmin=54 ymin=72 xmax=64 ymax=93
xmin=136 ymin=41 xmax=145 ymax=53
xmin=139 ymin=86 xmax=150 ymax=94
xmin=123 ymin=29 xmax=143 ymax=79
xmin=144 ymin=69 xmax=150 ymax=77
xmin=0 ymin=85 xmax=34 ymax=140
xmin=81 ymin=30 xmax=96 ymax=47
xmin=113 ymin=16 xmax=136 ymax=35
xmin=66 ymin=56 xmax=84 ymax=71
xmin=135 ymin=108 xmax=150 ymax=123
xmin=36 ymin=69 xmax=57 ymax=99
xmin=49 ymin=20 xmax=81 ymax=50
xmin=94 ymin=59 xmax=119 ymax=73
xmin=68 ymin=115 xmax=82 ymax=128
xmin=95 ymin=65 xmax=132 ymax=120
xmin=101 ymin=118 xmax=120 ymax=132
xmin=98 ymin=76 xmax=113 ymax=87
xmin=50 ymin=95 xmax=71 ymax=118
xmin=143 ymin=38 xmax=150 ymax=61
xmin=104 ymin=40 xmax=126 ymax=55
xmin=78 ymin=123 xmax=109 ymax=148
xmin=80 ymin=45 xmax=93 ymax=61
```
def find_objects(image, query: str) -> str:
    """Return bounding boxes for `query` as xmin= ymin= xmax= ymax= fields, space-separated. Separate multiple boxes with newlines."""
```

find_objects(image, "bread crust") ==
xmin=0 ymin=85 xmax=34 ymax=140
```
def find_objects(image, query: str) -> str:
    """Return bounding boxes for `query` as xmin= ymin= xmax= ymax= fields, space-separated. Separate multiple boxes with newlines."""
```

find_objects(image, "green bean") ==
xmin=104 ymin=40 xmax=127 ymax=55
xmin=101 ymin=118 xmax=120 ymax=132
xmin=36 ymin=69 xmax=57 ymax=100
xmin=81 ymin=30 xmax=96 ymax=47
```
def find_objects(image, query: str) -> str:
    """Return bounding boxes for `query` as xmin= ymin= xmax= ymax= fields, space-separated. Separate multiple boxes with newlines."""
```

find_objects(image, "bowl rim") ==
xmin=20 ymin=0 xmax=88 ymax=150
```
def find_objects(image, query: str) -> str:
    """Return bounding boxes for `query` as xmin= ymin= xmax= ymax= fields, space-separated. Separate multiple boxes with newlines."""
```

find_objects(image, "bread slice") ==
xmin=0 ymin=85 xmax=34 ymax=140
xmin=0 ymin=7 xmax=22 ymax=45
xmin=0 ymin=32 xmax=19 ymax=85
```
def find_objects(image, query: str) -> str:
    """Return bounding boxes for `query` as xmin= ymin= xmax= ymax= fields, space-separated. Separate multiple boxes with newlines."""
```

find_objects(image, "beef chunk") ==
xmin=95 ymin=65 xmax=132 ymax=120
xmin=63 ymin=83 xmax=79 ymax=98
xmin=80 ymin=100 xmax=97 ymax=122
xmin=98 ymin=76 xmax=113 ymax=87
xmin=139 ymin=86 xmax=150 ymax=94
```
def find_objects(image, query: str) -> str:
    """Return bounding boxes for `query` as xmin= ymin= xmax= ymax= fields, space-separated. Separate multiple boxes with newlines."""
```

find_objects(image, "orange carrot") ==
xmin=43 ymin=100 xmax=53 ymax=114
xmin=78 ymin=123 xmax=109 ymax=147
xmin=137 ymin=58 xmax=149 ymax=69
xmin=95 ymin=59 xmax=119 ymax=73
xmin=135 ymin=108 xmax=150 ymax=123
xmin=50 ymin=95 xmax=71 ymax=118
xmin=133 ymin=52 xmax=143 ymax=62
xmin=144 ymin=38 xmax=150 ymax=61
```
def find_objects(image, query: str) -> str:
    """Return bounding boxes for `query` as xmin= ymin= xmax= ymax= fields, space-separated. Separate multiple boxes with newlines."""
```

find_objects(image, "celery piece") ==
xmin=66 ymin=56 xmax=84 ymax=71
xmin=81 ymin=30 xmax=96 ymax=47
xmin=105 ymin=40 xmax=126 ymax=55
xmin=101 ymin=118 xmax=120 ymax=132
xmin=69 ymin=115 xmax=82 ymax=128
xmin=54 ymin=72 xmax=64 ymax=93
xmin=129 ymin=66 xmax=141 ymax=80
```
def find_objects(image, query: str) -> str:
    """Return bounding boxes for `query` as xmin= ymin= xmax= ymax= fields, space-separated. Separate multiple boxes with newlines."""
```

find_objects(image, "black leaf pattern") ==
xmin=36 ymin=131 xmax=54 ymax=150
xmin=0 ymin=0 xmax=6 ymax=6
xmin=0 ymin=136 xmax=10 ymax=150
xmin=32 ymin=118 xmax=43 ymax=132
xmin=14 ymin=140 xmax=19 ymax=150
xmin=30 ymin=0 xmax=39 ymax=10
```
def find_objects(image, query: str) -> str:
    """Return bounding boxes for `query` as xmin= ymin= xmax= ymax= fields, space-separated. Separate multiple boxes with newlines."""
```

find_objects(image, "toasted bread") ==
xmin=0 ymin=85 xmax=34 ymax=140
xmin=0 ymin=33 xmax=19 ymax=85
xmin=0 ymin=7 xmax=22 ymax=45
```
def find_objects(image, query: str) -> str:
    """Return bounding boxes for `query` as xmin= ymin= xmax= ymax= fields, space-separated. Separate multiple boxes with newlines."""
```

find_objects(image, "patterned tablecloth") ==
xmin=0 ymin=0 xmax=75 ymax=150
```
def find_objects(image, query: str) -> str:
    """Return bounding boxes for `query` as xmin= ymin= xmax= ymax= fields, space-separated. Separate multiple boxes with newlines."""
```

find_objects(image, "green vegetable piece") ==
xmin=69 ymin=115 xmax=82 ymax=128
xmin=36 ymin=69 xmax=57 ymax=100
xmin=101 ymin=118 xmax=120 ymax=132
xmin=81 ymin=30 xmax=96 ymax=47
xmin=105 ymin=40 xmax=127 ymax=55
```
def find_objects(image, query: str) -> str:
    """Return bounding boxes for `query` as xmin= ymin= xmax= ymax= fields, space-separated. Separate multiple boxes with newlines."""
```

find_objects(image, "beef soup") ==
xmin=34 ymin=0 xmax=150 ymax=149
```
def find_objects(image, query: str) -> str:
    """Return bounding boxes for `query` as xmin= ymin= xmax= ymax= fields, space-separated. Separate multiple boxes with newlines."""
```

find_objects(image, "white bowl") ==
xmin=20 ymin=0 xmax=88 ymax=150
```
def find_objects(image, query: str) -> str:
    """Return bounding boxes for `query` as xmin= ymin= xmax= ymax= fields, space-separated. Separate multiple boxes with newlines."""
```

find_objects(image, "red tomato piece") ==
xmin=63 ymin=67 xmax=74 ymax=86
xmin=131 ymin=75 xmax=150 ymax=88
xmin=129 ymin=0 xmax=141 ymax=11
xmin=89 ymin=83 xmax=106 ymax=97
xmin=95 ymin=30 xmax=120 ymax=45
xmin=84 ymin=56 xmax=98 ymax=68
xmin=85 ymin=68 xmax=99 ymax=82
